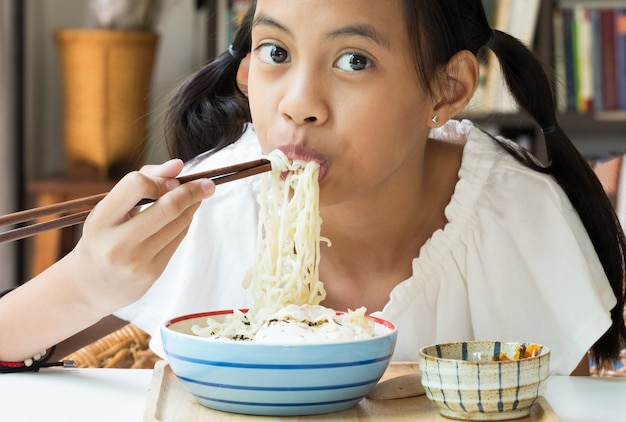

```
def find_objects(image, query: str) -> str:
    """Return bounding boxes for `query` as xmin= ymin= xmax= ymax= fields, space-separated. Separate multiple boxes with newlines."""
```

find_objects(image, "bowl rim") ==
xmin=418 ymin=340 xmax=550 ymax=364
xmin=162 ymin=308 xmax=397 ymax=346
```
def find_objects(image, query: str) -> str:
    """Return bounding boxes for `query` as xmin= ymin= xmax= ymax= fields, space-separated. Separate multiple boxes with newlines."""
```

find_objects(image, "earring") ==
xmin=431 ymin=115 xmax=439 ymax=124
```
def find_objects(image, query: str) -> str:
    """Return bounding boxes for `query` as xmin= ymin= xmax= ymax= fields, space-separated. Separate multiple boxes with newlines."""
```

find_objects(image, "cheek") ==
xmin=247 ymin=75 xmax=273 ymax=152
xmin=349 ymin=100 xmax=421 ymax=145
xmin=246 ymin=70 xmax=262 ymax=122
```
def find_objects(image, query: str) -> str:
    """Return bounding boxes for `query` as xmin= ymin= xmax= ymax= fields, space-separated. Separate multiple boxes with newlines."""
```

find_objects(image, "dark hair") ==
xmin=165 ymin=0 xmax=625 ymax=367
xmin=163 ymin=4 xmax=254 ymax=160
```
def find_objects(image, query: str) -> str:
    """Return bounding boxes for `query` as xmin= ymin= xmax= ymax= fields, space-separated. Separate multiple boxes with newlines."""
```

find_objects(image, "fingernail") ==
xmin=200 ymin=179 xmax=216 ymax=194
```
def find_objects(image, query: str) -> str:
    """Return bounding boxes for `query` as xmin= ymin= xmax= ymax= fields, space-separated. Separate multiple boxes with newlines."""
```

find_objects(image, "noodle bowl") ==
xmin=161 ymin=309 xmax=397 ymax=415
xmin=161 ymin=151 xmax=397 ymax=415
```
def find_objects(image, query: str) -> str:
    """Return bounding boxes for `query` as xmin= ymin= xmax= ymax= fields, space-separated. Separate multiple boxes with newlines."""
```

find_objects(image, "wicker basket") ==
xmin=64 ymin=323 xmax=161 ymax=369
xmin=55 ymin=29 xmax=159 ymax=180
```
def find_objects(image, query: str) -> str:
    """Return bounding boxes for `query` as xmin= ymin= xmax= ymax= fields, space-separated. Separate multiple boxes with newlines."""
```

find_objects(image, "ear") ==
xmin=427 ymin=50 xmax=479 ymax=128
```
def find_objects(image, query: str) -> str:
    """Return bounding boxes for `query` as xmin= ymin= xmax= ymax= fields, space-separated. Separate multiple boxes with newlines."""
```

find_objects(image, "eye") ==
xmin=257 ymin=43 xmax=290 ymax=64
xmin=335 ymin=53 xmax=372 ymax=72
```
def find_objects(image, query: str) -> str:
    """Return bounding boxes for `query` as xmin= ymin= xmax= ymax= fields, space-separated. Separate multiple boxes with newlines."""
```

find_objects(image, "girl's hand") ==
xmin=67 ymin=159 xmax=215 ymax=314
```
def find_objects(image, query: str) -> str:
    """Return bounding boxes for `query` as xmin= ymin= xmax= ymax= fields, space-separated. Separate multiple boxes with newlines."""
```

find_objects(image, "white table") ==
xmin=1 ymin=368 xmax=625 ymax=421
xmin=0 ymin=368 xmax=152 ymax=422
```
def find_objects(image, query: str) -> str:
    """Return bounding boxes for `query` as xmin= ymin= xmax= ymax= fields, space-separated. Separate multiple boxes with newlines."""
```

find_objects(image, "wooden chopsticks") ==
xmin=0 ymin=158 xmax=272 ymax=244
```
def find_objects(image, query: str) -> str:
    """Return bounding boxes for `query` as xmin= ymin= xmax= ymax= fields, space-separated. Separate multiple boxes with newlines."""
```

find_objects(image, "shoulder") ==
xmin=431 ymin=121 xmax=572 ymax=234
xmin=425 ymin=120 xmax=608 ymax=291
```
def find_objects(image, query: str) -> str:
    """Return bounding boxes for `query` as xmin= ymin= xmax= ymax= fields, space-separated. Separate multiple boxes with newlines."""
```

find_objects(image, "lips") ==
xmin=278 ymin=144 xmax=328 ymax=182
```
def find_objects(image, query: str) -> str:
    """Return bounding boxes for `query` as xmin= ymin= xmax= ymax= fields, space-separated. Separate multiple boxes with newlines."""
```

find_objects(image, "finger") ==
xmin=90 ymin=160 xmax=186 ymax=226
xmin=86 ymin=172 xmax=153 ymax=228
xmin=116 ymin=178 xmax=214 ymax=246
xmin=114 ymin=199 xmax=202 ymax=279
xmin=149 ymin=225 xmax=195 ymax=276
xmin=119 ymin=221 xmax=196 ymax=289
xmin=132 ymin=160 xmax=186 ymax=206
xmin=138 ymin=159 xmax=184 ymax=179
xmin=140 ymin=205 xmax=201 ymax=277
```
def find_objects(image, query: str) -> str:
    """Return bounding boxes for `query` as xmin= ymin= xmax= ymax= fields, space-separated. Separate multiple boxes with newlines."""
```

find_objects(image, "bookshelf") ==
xmin=205 ymin=0 xmax=626 ymax=159
xmin=468 ymin=0 xmax=626 ymax=159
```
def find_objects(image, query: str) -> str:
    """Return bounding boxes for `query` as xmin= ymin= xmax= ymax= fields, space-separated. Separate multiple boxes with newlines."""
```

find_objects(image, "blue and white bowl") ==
xmin=161 ymin=309 xmax=397 ymax=416
xmin=419 ymin=341 xmax=550 ymax=421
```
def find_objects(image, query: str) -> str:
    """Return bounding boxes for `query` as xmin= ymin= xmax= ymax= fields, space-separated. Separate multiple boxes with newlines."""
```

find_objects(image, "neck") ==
xmin=318 ymin=139 xmax=463 ymax=311
xmin=322 ymin=139 xmax=461 ymax=259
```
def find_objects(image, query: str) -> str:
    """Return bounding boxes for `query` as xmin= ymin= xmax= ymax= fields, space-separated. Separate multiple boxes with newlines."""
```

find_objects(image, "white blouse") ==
xmin=115 ymin=120 xmax=616 ymax=375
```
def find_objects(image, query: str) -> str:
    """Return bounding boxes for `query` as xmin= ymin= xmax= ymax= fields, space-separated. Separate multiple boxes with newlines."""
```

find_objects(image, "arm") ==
xmin=570 ymin=355 xmax=591 ymax=376
xmin=0 ymin=159 xmax=215 ymax=362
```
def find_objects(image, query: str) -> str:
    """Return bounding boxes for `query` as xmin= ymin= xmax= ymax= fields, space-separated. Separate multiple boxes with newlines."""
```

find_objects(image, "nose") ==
xmin=278 ymin=66 xmax=329 ymax=126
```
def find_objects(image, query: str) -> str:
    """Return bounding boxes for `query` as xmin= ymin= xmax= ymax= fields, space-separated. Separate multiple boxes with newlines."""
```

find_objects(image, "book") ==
xmin=616 ymin=8 xmax=626 ymax=110
xmin=601 ymin=9 xmax=618 ymax=111
xmin=561 ymin=8 xmax=577 ymax=112
xmin=574 ymin=6 xmax=593 ymax=113
xmin=508 ymin=0 xmax=542 ymax=46
xmin=553 ymin=8 xmax=568 ymax=113
xmin=558 ymin=4 xmax=626 ymax=113
xmin=591 ymin=8 xmax=603 ymax=112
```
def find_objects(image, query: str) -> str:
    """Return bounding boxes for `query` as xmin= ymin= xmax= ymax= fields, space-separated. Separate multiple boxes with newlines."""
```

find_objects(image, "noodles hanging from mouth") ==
xmin=244 ymin=151 xmax=327 ymax=315
xmin=192 ymin=150 xmax=373 ymax=341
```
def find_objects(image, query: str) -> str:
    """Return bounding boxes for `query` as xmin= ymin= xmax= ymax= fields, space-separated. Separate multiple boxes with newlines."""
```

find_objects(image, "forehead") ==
xmin=252 ymin=0 xmax=408 ymax=46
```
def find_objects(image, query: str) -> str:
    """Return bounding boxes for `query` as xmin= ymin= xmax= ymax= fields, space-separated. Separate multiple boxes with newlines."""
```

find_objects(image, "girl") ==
xmin=2 ymin=0 xmax=624 ymax=376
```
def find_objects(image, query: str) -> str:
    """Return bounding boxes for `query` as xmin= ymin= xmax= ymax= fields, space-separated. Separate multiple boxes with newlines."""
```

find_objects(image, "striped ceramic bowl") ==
xmin=419 ymin=341 xmax=550 ymax=421
xmin=161 ymin=309 xmax=397 ymax=416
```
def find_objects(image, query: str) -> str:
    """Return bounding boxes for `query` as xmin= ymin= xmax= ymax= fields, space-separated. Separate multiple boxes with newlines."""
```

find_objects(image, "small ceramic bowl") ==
xmin=419 ymin=341 xmax=550 ymax=421
xmin=161 ymin=309 xmax=397 ymax=416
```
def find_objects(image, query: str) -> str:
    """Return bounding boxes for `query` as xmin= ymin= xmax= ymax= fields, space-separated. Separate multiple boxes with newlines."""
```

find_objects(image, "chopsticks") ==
xmin=0 ymin=158 xmax=272 ymax=244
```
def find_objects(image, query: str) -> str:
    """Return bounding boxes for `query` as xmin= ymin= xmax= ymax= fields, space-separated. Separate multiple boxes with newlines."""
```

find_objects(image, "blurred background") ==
xmin=0 ymin=0 xmax=243 ymax=288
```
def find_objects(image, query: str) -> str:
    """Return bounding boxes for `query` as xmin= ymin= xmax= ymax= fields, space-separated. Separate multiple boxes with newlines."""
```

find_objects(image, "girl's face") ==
xmin=248 ymin=0 xmax=435 ymax=207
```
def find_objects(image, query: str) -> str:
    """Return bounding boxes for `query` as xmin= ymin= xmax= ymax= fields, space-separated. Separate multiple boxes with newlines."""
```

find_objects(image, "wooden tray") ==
xmin=143 ymin=361 xmax=559 ymax=421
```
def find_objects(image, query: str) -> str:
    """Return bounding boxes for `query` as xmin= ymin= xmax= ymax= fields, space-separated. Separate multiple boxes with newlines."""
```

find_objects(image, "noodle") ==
xmin=192 ymin=150 xmax=371 ymax=341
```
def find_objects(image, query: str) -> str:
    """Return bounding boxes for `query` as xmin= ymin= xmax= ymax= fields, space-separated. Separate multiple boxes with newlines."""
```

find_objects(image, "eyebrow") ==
xmin=253 ymin=15 xmax=390 ymax=50
xmin=327 ymin=24 xmax=391 ymax=50
xmin=253 ymin=15 xmax=292 ymax=35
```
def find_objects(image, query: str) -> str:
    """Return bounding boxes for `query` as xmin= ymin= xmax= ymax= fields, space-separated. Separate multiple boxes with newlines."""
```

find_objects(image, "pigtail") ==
xmin=489 ymin=30 xmax=626 ymax=367
xmin=164 ymin=5 xmax=254 ymax=161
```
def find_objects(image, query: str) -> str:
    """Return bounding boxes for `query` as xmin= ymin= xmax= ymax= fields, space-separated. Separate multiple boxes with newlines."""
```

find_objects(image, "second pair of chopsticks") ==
xmin=0 ymin=158 xmax=272 ymax=244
